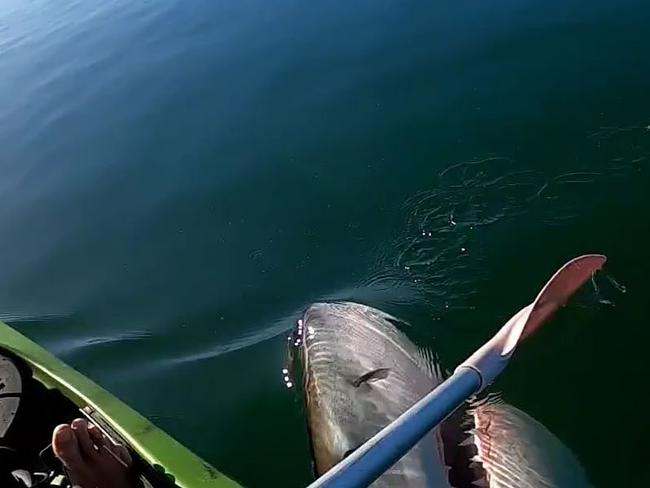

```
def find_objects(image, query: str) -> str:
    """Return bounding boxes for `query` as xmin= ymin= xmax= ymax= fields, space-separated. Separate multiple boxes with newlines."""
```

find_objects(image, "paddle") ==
xmin=307 ymin=254 xmax=607 ymax=488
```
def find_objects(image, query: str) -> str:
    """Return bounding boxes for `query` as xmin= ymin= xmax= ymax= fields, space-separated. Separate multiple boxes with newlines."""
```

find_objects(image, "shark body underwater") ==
xmin=294 ymin=301 xmax=592 ymax=488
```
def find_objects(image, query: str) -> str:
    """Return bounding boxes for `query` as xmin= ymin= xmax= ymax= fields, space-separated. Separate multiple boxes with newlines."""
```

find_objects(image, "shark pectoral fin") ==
xmin=352 ymin=368 xmax=391 ymax=387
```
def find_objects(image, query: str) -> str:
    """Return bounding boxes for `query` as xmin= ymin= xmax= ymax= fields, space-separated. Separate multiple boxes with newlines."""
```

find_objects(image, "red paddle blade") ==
xmin=459 ymin=255 xmax=607 ymax=386
xmin=501 ymin=254 xmax=607 ymax=356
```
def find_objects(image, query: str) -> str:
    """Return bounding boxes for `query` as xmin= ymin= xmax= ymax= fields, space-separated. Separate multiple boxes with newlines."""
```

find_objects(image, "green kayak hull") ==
xmin=0 ymin=319 xmax=243 ymax=488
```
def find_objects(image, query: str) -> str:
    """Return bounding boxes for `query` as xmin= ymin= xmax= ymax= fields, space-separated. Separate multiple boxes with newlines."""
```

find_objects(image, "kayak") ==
xmin=0 ymin=319 xmax=242 ymax=488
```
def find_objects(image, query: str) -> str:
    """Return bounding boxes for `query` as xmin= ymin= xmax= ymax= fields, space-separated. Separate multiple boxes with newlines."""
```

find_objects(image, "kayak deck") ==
xmin=0 ymin=320 xmax=242 ymax=488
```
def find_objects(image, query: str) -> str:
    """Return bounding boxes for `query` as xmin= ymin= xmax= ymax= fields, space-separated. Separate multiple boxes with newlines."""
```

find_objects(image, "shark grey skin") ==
xmin=297 ymin=302 xmax=591 ymax=488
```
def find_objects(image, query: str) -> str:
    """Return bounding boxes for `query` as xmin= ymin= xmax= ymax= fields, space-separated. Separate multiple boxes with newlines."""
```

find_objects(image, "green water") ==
xmin=1 ymin=1 xmax=649 ymax=486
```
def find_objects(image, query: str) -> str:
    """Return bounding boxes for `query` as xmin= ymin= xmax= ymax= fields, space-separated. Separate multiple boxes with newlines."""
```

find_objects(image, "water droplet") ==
xmin=606 ymin=275 xmax=627 ymax=293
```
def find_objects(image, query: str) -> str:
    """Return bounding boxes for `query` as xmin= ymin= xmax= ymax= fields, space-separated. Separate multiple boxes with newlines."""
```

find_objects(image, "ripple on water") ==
xmin=114 ymin=315 xmax=295 ymax=383
xmin=165 ymin=320 xmax=290 ymax=366
xmin=365 ymin=127 xmax=649 ymax=312
xmin=47 ymin=330 xmax=154 ymax=356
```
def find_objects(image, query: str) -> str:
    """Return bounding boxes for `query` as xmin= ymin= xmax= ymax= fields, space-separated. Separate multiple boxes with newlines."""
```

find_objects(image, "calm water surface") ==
xmin=1 ymin=1 xmax=649 ymax=486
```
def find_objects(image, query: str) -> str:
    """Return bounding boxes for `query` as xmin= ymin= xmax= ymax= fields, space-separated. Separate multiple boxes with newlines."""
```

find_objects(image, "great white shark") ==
xmin=293 ymin=301 xmax=592 ymax=488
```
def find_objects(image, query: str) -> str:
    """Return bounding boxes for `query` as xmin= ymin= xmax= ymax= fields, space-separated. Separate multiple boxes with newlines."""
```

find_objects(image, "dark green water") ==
xmin=1 ymin=1 xmax=649 ymax=486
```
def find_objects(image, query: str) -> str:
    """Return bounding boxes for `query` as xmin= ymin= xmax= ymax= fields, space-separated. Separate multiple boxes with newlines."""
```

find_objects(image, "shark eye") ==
xmin=352 ymin=368 xmax=391 ymax=387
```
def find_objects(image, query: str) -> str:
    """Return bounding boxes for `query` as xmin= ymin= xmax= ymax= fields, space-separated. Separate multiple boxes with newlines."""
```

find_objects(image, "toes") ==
xmin=56 ymin=419 xmax=133 ymax=488
xmin=52 ymin=424 xmax=83 ymax=469
xmin=113 ymin=443 xmax=132 ymax=466
xmin=88 ymin=423 xmax=132 ymax=467
xmin=88 ymin=424 xmax=105 ymax=446
xmin=71 ymin=419 xmax=97 ymax=460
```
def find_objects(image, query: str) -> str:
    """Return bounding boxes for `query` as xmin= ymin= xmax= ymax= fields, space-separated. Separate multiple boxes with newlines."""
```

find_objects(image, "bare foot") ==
xmin=52 ymin=418 xmax=134 ymax=488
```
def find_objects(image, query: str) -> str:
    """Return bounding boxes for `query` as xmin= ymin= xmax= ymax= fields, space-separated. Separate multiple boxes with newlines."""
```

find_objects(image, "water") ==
xmin=1 ymin=1 xmax=649 ymax=486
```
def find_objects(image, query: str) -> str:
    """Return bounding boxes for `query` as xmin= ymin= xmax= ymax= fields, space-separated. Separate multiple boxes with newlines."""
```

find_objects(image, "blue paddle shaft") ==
xmin=308 ymin=367 xmax=482 ymax=488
